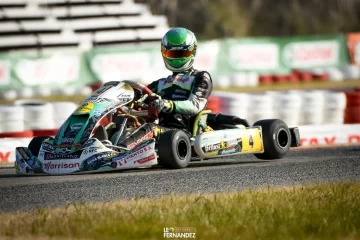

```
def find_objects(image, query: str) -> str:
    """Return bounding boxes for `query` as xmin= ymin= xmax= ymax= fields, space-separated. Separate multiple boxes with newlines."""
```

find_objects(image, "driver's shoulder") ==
xmin=191 ymin=69 xmax=212 ymax=83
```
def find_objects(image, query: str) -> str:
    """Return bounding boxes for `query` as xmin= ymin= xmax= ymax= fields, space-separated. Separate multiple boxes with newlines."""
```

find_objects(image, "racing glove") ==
xmin=149 ymin=94 xmax=174 ymax=113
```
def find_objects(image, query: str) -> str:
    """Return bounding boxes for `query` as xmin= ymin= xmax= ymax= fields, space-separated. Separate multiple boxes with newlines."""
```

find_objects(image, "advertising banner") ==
xmin=0 ymin=53 xmax=95 ymax=90
xmin=346 ymin=33 xmax=360 ymax=65
xmin=299 ymin=124 xmax=360 ymax=146
xmin=0 ymin=60 xmax=11 ymax=86
xmin=281 ymin=35 xmax=348 ymax=69
xmin=0 ymin=34 xmax=351 ymax=90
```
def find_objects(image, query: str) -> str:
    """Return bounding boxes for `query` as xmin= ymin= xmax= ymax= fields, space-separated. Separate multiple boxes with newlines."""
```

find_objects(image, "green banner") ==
xmin=0 ymin=34 xmax=351 ymax=90
xmin=0 ymin=52 xmax=95 ymax=90
xmin=218 ymin=34 xmax=349 ymax=75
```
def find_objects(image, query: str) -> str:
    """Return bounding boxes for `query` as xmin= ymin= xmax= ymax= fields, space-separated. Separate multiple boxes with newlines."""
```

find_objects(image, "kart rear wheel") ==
xmin=158 ymin=130 xmax=191 ymax=169
xmin=28 ymin=136 xmax=53 ymax=157
xmin=253 ymin=119 xmax=291 ymax=160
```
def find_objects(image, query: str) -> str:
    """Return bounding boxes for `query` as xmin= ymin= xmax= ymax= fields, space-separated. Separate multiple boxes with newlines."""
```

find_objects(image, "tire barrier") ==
xmin=0 ymin=89 xmax=358 ymax=137
xmin=0 ymin=100 xmax=77 ymax=136
xmin=51 ymin=102 xmax=78 ymax=128
xmin=324 ymin=92 xmax=347 ymax=125
xmin=344 ymin=91 xmax=360 ymax=124
xmin=14 ymin=100 xmax=55 ymax=130
xmin=206 ymin=90 xmax=351 ymax=126
xmin=0 ymin=105 xmax=25 ymax=133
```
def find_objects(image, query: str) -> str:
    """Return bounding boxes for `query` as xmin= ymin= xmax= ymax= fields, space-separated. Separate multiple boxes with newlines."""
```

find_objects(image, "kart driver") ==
xmin=118 ymin=27 xmax=213 ymax=149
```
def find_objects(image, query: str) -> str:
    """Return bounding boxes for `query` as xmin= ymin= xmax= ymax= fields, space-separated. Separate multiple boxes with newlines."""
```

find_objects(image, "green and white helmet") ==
xmin=161 ymin=27 xmax=197 ymax=72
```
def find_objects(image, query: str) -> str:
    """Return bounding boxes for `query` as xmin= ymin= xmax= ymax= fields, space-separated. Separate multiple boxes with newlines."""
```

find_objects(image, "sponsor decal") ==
xmin=218 ymin=148 xmax=237 ymax=155
xmin=118 ymin=93 xmax=131 ymax=98
xmin=87 ymin=152 xmax=118 ymax=163
xmin=134 ymin=154 xmax=155 ymax=164
xmin=44 ymin=152 xmax=82 ymax=160
xmin=118 ymin=97 xmax=132 ymax=103
xmin=83 ymin=147 xmax=98 ymax=155
xmin=175 ymin=89 xmax=187 ymax=94
xmin=75 ymin=102 xmax=94 ymax=114
xmin=175 ymin=77 xmax=189 ymax=83
xmin=227 ymin=139 xmax=238 ymax=147
xmin=18 ymin=148 xmax=29 ymax=161
xmin=70 ymin=123 xmax=84 ymax=130
xmin=44 ymin=162 xmax=80 ymax=171
xmin=81 ymin=139 xmax=97 ymax=148
xmin=85 ymin=97 xmax=109 ymax=104
xmin=41 ymin=142 xmax=54 ymax=152
xmin=62 ymin=138 xmax=74 ymax=143
xmin=203 ymin=138 xmax=242 ymax=153
xmin=54 ymin=143 xmax=81 ymax=149
xmin=128 ymin=131 xmax=154 ymax=149
xmin=203 ymin=143 xmax=221 ymax=152
xmin=81 ymin=151 xmax=119 ymax=171
xmin=92 ymin=85 xmax=113 ymax=97
xmin=115 ymin=145 xmax=153 ymax=166
xmin=93 ymin=109 xmax=103 ymax=117
xmin=172 ymin=94 xmax=188 ymax=99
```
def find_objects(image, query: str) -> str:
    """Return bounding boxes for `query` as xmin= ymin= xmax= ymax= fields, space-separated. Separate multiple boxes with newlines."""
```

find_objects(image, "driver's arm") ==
xmin=172 ymin=71 xmax=213 ymax=115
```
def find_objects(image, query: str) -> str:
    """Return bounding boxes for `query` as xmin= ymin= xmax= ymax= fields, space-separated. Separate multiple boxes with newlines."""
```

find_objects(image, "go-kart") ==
xmin=15 ymin=80 xmax=301 ymax=175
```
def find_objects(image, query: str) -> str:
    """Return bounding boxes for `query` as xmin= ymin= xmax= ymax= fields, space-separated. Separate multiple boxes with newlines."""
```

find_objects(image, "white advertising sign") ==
xmin=228 ymin=43 xmax=279 ymax=70
xmin=16 ymin=56 xmax=79 ymax=86
xmin=91 ymin=52 xmax=151 ymax=82
xmin=193 ymin=41 xmax=220 ymax=72
xmin=299 ymin=124 xmax=360 ymax=146
xmin=283 ymin=41 xmax=339 ymax=68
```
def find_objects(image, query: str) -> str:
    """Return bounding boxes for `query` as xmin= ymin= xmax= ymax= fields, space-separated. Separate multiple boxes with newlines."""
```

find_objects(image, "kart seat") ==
xmin=207 ymin=113 xmax=250 ymax=128
xmin=92 ymin=125 xmax=108 ymax=142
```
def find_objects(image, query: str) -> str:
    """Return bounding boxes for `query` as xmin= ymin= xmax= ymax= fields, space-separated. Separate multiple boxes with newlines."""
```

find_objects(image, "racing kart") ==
xmin=15 ymin=80 xmax=301 ymax=175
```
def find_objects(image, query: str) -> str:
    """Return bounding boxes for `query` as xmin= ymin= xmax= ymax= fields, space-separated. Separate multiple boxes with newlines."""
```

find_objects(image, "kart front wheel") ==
xmin=158 ymin=130 xmax=191 ymax=169
xmin=28 ymin=136 xmax=53 ymax=157
xmin=253 ymin=119 xmax=291 ymax=160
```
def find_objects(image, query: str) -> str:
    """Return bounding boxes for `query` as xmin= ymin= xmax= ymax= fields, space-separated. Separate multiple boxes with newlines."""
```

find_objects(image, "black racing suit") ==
xmin=118 ymin=68 xmax=213 ymax=149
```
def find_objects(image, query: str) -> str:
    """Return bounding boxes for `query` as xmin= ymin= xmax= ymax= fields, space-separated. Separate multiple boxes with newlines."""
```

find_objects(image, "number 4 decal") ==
xmin=249 ymin=134 xmax=254 ymax=148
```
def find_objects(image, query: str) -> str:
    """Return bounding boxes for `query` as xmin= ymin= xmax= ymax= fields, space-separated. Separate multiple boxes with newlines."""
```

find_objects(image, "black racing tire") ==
xmin=158 ymin=130 xmax=191 ymax=169
xmin=253 ymin=119 xmax=291 ymax=160
xmin=28 ymin=136 xmax=53 ymax=157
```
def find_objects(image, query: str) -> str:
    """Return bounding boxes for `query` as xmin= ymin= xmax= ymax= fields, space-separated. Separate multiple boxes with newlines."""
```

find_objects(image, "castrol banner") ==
xmin=299 ymin=124 xmax=360 ymax=147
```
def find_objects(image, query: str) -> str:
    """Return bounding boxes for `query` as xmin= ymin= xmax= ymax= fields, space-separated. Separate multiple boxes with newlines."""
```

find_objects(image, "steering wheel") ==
xmin=122 ymin=80 xmax=159 ymax=117
xmin=122 ymin=80 xmax=153 ymax=96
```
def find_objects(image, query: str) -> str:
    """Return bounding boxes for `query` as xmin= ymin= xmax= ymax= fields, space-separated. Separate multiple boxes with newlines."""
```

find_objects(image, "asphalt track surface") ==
xmin=0 ymin=145 xmax=359 ymax=213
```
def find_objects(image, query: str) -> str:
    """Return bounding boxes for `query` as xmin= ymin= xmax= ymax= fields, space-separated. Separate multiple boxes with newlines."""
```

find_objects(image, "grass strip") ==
xmin=0 ymin=182 xmax=359 ymax=240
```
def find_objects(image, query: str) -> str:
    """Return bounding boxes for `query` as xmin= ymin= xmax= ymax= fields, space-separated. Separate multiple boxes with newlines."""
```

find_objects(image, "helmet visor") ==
xmin=161 ymin=48 xmax=196 ymax=58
